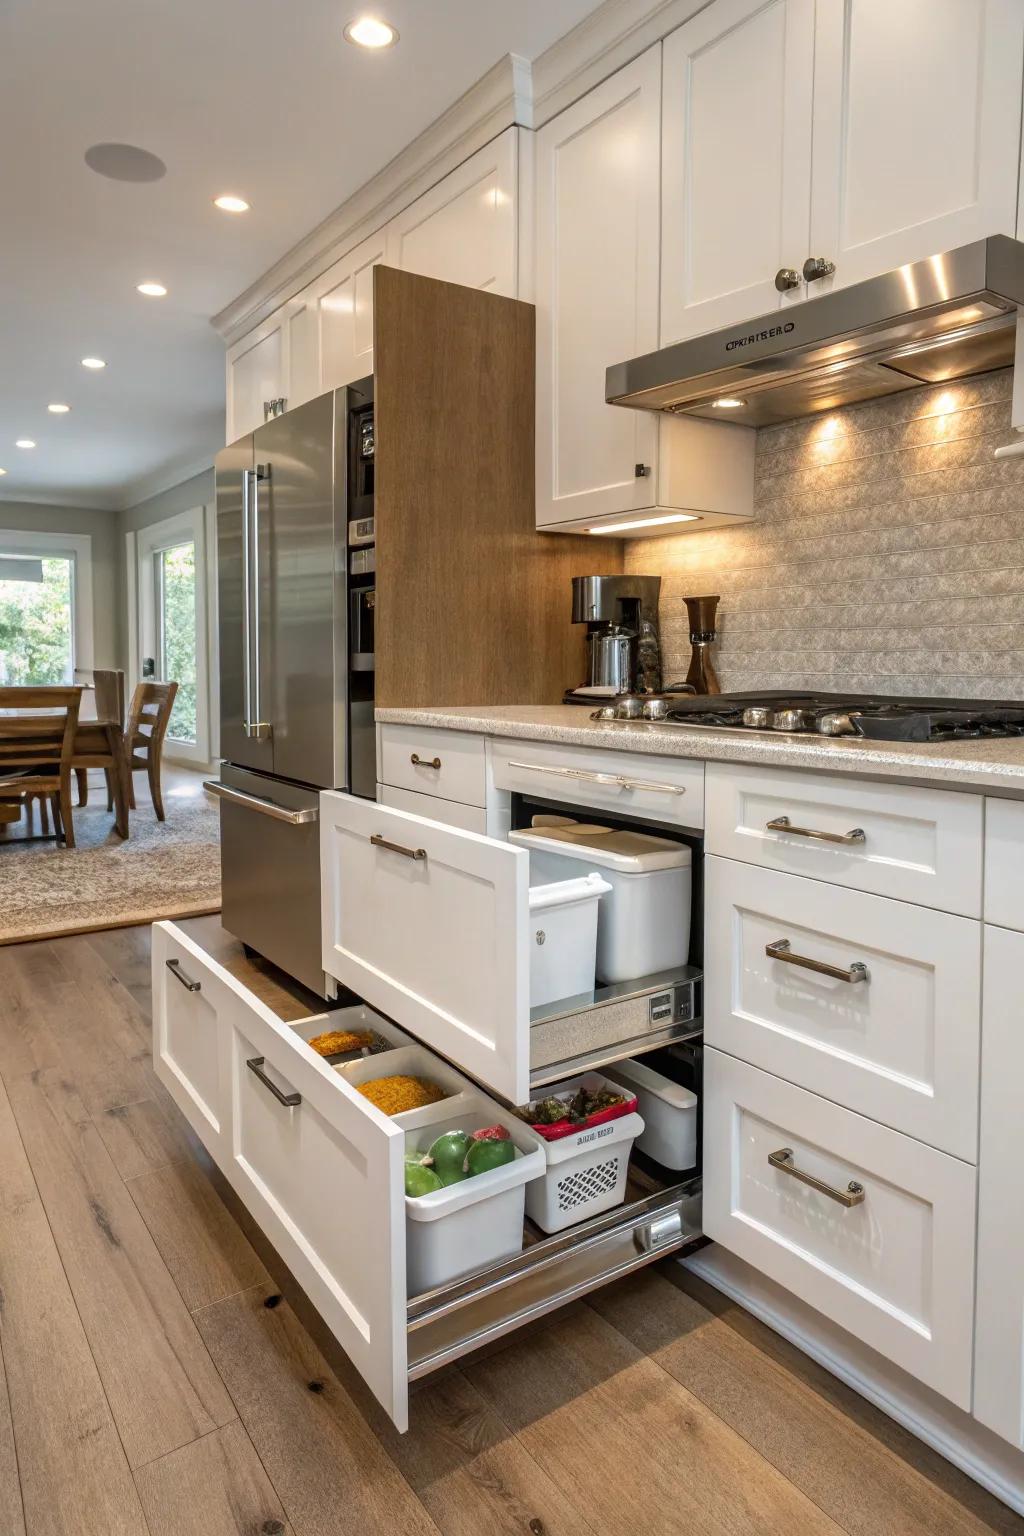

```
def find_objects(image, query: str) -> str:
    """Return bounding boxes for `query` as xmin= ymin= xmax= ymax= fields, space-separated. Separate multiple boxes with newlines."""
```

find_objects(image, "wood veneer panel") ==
xmin=373 ymin=264 xmax=622 ymax=708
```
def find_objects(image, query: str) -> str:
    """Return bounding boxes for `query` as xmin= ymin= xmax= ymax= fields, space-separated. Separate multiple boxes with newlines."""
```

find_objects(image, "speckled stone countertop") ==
xmin=376 ymin=704 xmax=1024 ymax=795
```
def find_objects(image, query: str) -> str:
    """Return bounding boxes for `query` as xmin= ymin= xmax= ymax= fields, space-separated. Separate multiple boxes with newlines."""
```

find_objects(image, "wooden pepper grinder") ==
xmin=683 ymin=595 xmax=721 ymax=696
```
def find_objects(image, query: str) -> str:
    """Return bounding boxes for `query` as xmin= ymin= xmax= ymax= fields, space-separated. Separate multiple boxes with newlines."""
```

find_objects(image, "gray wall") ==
xmin=117 ymin=467 xmax=215 ymax=674
xmin=0 ymin=499 xmax=120 ymax=667
xmin=626 ymin=368 xmax=1024 ymax=698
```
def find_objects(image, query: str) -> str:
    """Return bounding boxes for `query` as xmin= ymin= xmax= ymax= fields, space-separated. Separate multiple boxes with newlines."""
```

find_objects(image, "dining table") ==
xmin=0 ymin=687 xmax=131 ymax=841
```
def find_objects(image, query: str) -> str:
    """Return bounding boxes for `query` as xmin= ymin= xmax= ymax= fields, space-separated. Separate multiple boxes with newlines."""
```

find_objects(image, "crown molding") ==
xmin=211 ymin=52 xmax=534 ymax=345
xmin=531 ymin=0 xmax=712 ymax=125
xmin=0 ymin=489 xmax=117 ymax=513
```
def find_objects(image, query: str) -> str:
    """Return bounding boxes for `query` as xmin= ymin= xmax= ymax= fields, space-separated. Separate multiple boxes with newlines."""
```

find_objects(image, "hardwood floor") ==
xmin=0 ymin=926 xmax=1020 ymax=1536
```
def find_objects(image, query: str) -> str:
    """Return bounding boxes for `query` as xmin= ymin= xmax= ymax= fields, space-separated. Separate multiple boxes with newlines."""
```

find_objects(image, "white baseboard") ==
xmin=684 ymin=1246 xmax=1024 ymax=1517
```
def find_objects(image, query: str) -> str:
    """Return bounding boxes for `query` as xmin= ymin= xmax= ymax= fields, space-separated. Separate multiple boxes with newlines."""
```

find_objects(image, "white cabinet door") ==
xmin=534 ymin=47 xmax=662 ymax=527
xmin=226 ymin=319 xmax=285 ymax=442
xmin=385 ymin=129 xmax=518 ymax=297
xmin=809 ymin=0 xmax=1024 ymax=294
xmin=319 ymin=231 xmax=386 ymax=389
xmin=974 ymin=923 xmax=1024 ymax=1447
xmin=285 ymin=288 xmax=321 ymax=409
xmin=661 ymin=0 xmax=815 ymax=343
xmin=704 ymin=856 xmax=982 ymax=1159
xmin=152 ymin=922 xmax=233 ymax=1160
xmin=320 ymin=791 xmax=531 ymax=1102
xmin=704 ymin=1049 xmax=977 ymax=1408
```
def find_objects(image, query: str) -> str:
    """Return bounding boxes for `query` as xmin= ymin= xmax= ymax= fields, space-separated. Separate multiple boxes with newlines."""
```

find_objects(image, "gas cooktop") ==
xmin=590 ymin=690 xmax=1024 ymax=743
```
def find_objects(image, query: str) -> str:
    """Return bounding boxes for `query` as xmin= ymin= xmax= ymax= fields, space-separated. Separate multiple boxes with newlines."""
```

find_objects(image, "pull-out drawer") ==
xmin=379 ymin=782 xmax=488 ymax=834
xmin=490 ymin=735 xmax=704 ymax=828
xmin=153 ymin=918 xmax=701 ymax=1434
xmin=378 ymin=723 xmax=487 ymax=806
xmin=983 ymin=796 xmax=1024 ymax=931
xmin=703 ymin=1049 xmax=976 ymax=1409
xmin=704 ymin=856 xmax=980 ymax=1160
xmin=706 ymin=761 xmax=982 ymax=915
xmin=320 ymin=791 xmax=700 ymax=1103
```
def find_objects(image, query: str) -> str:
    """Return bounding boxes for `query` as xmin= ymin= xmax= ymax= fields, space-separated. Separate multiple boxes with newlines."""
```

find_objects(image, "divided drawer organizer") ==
xmin=153 ymin=916 xmax=701 ymax=1433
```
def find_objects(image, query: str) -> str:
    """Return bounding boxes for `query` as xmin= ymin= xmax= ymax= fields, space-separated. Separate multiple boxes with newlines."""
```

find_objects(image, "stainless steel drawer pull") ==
xmin=246 ymin=1056 xmax=301 ymax=1108
xmin=410 ymin=753 xmax=442 ymax=769
xmin=204 ymin=781 xmax=317 ymax=825
xmin=166 ymin=958 xmax=201 ymax=993
xmin=370 ymin=832 xmax=427 ymax=862
xmin=767 ymin=814 xmax=866 ymax=845
xmin=506 ymin=760 xmax=685 ymax=795
xmin=766 ymin=938 xmax=868 ymax=984
xmin=769 ymin=1147 xmax=865 ymax=1207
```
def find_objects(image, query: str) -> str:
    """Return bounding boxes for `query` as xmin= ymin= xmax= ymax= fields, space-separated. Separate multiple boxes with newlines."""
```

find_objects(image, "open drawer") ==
xmin=320 ymin=791 xmax=700 ymax=1104
xmin=153 ymin=917 xmax=701 ymax=1433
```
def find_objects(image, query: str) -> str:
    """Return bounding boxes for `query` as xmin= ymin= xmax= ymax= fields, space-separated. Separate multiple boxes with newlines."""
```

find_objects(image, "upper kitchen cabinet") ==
xmin=226 ymin=317 xmax=286 ymax=442
xmin=384 ymin=129 xmax=518 ymax=296
xmin=661 ymin=0 xmax=815 ymax=344
xmin=534 ymin=46 xmax=755 ymax=534
xmin=319 ymin=231 xmax=386 ymax=391
xmin=809 ymin=0 xmax=1024 ymax=294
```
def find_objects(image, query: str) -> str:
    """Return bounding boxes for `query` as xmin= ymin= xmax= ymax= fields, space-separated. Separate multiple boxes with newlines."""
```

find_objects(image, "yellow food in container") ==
xmin=356 ymin=1074 xmax=447 ymax=1116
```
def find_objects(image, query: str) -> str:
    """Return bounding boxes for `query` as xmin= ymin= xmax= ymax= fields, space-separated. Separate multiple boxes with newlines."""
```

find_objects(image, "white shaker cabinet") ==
xmin=319 ymin=231 xmax=386 ymax=390
xmin=661 ymin=0 xmax=815 ymax=343
xmin=974 ymin=922 xmax=1024 ymax=1448
xmin=384 ymin=129 xmax=518 ymax=297
xmin=808 ymin=0 xmax=1024 ymax=295
xmin=226 ymin=318 xmax=286 ymax=442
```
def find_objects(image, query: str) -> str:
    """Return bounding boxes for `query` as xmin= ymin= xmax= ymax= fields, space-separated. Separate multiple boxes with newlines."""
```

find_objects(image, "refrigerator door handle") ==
xmin=246 ymin=463 xmax=272 ymax=742
xmin=241 ymin=467 xmax=254 ymax=736
xmin=205 ymin=779 xmax=317 ymax=824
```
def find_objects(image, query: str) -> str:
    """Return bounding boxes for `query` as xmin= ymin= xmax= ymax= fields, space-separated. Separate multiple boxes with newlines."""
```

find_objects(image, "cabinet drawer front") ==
xmin=379 ymin=783 xmax=488 ymax=833
xmin=983 ymin=797 xmax=1024 ymax=931
xmin=706 ymin=761 xmax=982 ymax=915
xmin=152 ymin=920 xmax=410 ymax=1431
xmin=705 ymin=858 xmax=980 ymax=1159
xmin=491 ymin=736 xmax=704 ymax=828
xmin=321 ymin=791 xmax=530 ymax=1102
xmin=379 ymin=724 xmax=487 ymax=806
xmin=703 ymin=1049 xmax=976 ymax=1408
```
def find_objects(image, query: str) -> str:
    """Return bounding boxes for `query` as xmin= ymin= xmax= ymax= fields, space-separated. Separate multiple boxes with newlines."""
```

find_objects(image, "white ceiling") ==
xmin=0 ymin=0 xmax=603 ymax=510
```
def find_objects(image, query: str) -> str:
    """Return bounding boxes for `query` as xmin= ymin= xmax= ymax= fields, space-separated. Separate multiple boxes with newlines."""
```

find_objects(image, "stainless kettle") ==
xmin=586 ymin=625 xmax=636 ymax=693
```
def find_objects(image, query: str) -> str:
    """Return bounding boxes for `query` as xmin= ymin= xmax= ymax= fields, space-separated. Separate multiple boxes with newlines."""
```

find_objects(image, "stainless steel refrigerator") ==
xmin=209 ymin=381 xmax=375 ymax=994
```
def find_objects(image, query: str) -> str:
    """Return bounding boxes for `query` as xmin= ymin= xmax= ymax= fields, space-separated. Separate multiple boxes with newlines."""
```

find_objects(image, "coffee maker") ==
xmin=568 ymin=575 xmax=662 ymax=699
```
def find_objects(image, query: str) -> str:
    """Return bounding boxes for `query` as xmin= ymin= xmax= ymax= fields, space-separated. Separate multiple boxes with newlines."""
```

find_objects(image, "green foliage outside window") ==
xmin=160 ymin=543 xmax=197 ymax=743
xmin=0 ymin=557 xmax=73 ymax=684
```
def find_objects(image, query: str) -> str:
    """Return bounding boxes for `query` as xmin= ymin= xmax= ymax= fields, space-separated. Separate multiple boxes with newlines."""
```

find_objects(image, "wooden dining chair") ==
xmin=0 ymin=686 xmax=81 ymax=847
xmin=125 ymin=680 xmax=178 ymax=822
xmin=76 ymin=668 xmax=126 ymax=808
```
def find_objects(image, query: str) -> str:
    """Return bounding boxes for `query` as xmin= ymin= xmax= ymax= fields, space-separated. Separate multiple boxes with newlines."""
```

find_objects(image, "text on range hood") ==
xmin=605 ymin=236 xmax=1024 ymax=428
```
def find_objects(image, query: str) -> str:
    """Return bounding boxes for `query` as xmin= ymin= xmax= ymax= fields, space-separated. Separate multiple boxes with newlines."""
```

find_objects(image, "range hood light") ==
xmin=589 ymin=513 xmax=700 ymax=535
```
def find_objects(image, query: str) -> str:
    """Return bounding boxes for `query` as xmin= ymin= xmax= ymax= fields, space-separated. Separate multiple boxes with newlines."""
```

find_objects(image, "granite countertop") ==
xmin=376 ymin=704 xmax=1024 ymax=795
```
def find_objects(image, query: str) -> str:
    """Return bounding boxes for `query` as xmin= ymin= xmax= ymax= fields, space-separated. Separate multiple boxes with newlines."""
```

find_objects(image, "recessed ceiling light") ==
xmin=0 ymin=468 xmax=7 ymax=476
xmin=711 ymin=397 xmax=747 ymax=409
xmin=137 ymin=281 xmax=167 ymax=297
xmin=47 ymin=403 xmax=71 ymax=414
xmin=81 ymin=357 xmax=106 ymax=369
xmin=15 ymin=440 xmax=36 ymax=450
xmin=344 ymin=16 xmax=398 ymax=48
xmin=214 ymin=194 xmax=250 ymax=213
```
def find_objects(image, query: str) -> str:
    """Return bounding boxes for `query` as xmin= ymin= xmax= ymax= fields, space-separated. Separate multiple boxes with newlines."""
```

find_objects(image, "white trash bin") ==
xmin=603 ymin=1056 xmax=698 ymax=1171
xmin=528 ymin=872 xmax=611 ymax=1008
xmin=511 ymin=822 xmax=691 ymax=983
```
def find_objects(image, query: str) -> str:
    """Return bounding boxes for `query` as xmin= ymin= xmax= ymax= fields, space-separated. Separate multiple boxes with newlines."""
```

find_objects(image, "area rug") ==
xmin=0 ymin=777 xmax=221 ymax=942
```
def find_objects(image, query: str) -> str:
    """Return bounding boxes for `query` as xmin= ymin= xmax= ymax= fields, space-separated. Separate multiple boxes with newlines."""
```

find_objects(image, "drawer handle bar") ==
xmin=246 ymin=1056 xmax=301 ymax=1108
xmin=767 ymin=814 xmax=865 ymax=845
xmin=410 ymin=753 xmax=442 ymax=770
xmin=507 ymin=759 xmax=685 ymax=796
xmin=769 ymin=1147 xmax=865 ymax=1208
xmin=370 ymin=832 xmax=427 ymax=862
xmin=166 ymin=958 xmax=201 ymax=993
xmin=205 ymin=780 xmax=318 ymax=825
xmin=766 ymin=938 xmax=868 ymax=984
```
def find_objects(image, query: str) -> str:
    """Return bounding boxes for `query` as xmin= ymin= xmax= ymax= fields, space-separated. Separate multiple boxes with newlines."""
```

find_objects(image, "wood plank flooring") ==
xmin=0 ymin=925 xmax=1020 ymax=1535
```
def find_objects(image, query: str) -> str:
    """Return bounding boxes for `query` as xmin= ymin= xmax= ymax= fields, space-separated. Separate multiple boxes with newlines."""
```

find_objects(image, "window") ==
xmin=156 ymin=540 xmax=198 ymax=744
xmin=0 ymin=534 xmax=91 ymax=684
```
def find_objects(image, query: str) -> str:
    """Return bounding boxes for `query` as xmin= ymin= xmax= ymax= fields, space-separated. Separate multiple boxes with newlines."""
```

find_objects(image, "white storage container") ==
xmin=522 ymin=1072 xmax=645 ymax=1234
xmin=603 ymin=1057 xmax=698 ymax=1171
xmin=402 ymin=1092 xmax=545 ymax=1294
xmin=511 ymin=822 xmax=691 ymax=984
xmin=528 ymin=872 xmax=611 ymax=1008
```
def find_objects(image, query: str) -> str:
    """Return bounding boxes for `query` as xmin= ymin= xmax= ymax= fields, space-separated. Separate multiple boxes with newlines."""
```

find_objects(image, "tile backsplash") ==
xmin=623 ymin=367 xmax=1024 ymax=698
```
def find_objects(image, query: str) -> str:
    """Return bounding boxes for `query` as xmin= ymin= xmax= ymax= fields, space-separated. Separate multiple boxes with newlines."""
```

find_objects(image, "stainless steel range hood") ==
xmin=606 ymin=236 xmax=1024 ymax=428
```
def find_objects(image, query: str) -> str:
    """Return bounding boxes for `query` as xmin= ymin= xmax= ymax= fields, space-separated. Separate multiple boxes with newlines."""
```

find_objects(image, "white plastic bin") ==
xmin=528 ymin=872 xmax=611 ymax=1008
xmin=511 ymin=822 xmax=691 ymax=984
xmin=603 ymin=1057 xmax=698 ymax=1171
xmin=403 ymin=1092 xmax=545 ymax=1293
xmin=522 ymin=1073 xmax=645 ymax=1234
